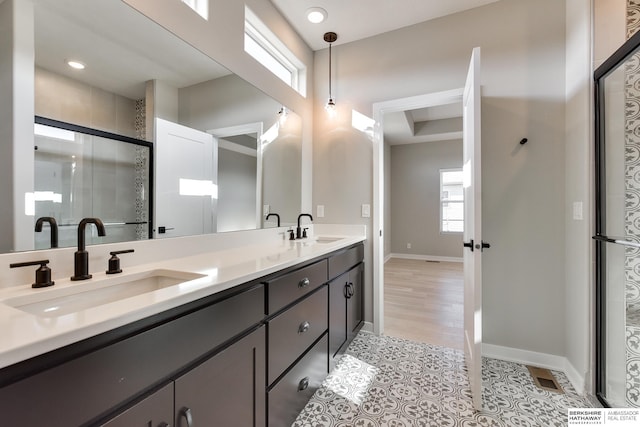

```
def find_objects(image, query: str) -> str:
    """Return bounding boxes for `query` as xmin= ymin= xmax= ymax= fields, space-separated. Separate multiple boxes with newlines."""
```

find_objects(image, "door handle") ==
xmin=463 ymin=239 xmax=474 ymax=251
xmin=344 ymin=282 xmax=354 ymax=298
xmin=592 ymin=235 xmax=640 ymax=248
xmin=475 ymin=241 xmax=491 ymax=251
xmin=158 ymin=226 xmax=175 ymax=234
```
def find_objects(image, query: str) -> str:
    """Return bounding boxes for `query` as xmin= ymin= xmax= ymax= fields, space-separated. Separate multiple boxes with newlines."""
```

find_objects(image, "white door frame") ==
xmin=208 ymin=122 xmax=264 ymax=229
xmin=372 ymin=88 xmax=465 ymax=335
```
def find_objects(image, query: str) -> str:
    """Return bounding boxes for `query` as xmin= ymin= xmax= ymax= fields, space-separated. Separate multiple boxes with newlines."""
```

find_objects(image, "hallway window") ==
xmin=440 ymin=168 xmax=464 ymax=233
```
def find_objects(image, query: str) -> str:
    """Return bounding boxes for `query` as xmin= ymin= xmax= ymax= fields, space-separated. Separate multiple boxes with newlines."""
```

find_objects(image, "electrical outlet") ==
xmin=407 ymin=243 xmax=412 ymax=249
xmin=317 ymin=205 xmax=325 ymax=218
xmin=573 ymin=201 xmax=583 ymax=220
xmin=361 ymin=204 xmax=371 ymax=218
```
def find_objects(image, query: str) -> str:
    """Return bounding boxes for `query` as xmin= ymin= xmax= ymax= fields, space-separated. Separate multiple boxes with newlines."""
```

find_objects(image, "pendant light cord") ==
xmin=328 ymin=42 xmax=332 ymax=99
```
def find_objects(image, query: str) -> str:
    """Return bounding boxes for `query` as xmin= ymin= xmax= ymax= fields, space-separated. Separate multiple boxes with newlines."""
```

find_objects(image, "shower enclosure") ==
xmin=33 ymin=117 xmax=152 ymax=249
xmin=594 ymin=30 xmax=640 ymax=408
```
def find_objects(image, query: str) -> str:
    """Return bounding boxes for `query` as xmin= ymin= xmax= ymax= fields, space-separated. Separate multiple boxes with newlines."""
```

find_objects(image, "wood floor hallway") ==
xmin=383 ymin=257 xmax=464 ymax=350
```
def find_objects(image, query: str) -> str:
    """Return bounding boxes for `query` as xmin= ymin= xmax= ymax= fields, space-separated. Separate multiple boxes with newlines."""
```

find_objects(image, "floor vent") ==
xmin=526 ymin=366 xmax=564 ymax=394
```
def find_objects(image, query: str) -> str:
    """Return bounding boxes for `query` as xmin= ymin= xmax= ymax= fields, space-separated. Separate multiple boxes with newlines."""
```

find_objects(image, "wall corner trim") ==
xmin=482 ymin=343 xmax=586 ymax=396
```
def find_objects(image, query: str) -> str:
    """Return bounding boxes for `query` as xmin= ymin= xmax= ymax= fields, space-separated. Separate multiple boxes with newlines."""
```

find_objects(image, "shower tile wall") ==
xmin=625 ymin=0 xmax=640 ymax=407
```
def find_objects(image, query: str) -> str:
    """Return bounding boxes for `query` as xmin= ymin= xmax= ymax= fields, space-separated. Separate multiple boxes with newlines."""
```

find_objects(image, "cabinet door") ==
xmin=101 ymin=384 xmax=173 ymax=427
xmin=328 ymin=272 xmax=348 ymax=358
xmin=174 ymin=326 xmax=265 ymax=427
xmin=347 ymin=263 xmax=364 ymax=340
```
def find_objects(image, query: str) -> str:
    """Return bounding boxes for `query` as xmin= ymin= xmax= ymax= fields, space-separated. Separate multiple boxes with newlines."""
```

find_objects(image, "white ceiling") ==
xmin=270 ymin=0 xmax=500 ymax=51
xmin=35 ymin=0 xmax=230 ymax=100
xmin=384 ymin=103 xmax=463 ymax=146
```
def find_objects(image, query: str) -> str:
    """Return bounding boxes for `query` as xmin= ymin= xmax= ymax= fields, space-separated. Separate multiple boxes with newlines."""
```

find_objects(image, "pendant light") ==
xmin=324 ymin=32 xmax=338 ymax=117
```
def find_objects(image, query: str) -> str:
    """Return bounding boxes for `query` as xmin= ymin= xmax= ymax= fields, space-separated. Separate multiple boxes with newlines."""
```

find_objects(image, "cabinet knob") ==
xmin=298 ymin=277 xmax=310 ymax=288
xmin=179 ymin=407 xmax=193 ymax=427
xmin=298 ymin=377 xmax=310 ymax=391
xmin=298 ymin=321 xmax=310 ymax=334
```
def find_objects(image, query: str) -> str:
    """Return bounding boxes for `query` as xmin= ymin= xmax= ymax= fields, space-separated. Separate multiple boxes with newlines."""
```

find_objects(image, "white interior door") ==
xmin=155 ymin=118 xmax=216 ymax=239
xmin=462 ymin=47 xmax=483 ymax=410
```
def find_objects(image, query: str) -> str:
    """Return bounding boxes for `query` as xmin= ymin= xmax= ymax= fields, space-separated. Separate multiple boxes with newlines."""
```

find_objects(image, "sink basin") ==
xmin=314 ymin=237 xmax=343 ymax=244
xmin=4 ymin=269 xmax=206 ymax=317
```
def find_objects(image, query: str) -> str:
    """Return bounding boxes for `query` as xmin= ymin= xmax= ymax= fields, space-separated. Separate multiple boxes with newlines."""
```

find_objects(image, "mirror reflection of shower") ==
xmin=33 ymin=118 xmax=152 ymax=249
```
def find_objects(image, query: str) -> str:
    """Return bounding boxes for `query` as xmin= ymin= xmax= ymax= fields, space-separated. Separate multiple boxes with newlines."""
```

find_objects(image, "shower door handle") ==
xmin=592 ymin=235 xmax=640 ymax=248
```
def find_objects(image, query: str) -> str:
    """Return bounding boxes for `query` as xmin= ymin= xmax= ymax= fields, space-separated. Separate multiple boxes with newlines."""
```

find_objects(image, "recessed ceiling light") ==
xmin=66 ymin=60 xmax=85 ymax=70
xmin=306 ymin=7 xmax=327 ymax=24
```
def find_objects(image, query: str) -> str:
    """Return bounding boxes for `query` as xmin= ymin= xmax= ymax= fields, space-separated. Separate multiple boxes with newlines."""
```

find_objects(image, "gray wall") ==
xmin=178 ymin=74 xmax=279 ymax=132
xmin=313 ymin=0 xmax=568 ymax=358
xmin=389 ymin=140 xmax=463 ymax=258
xmin=179 ymin=74 xmax=302 ymax=226
xmin=217 ymin=147 xmax=257 ymax=232
xmin=35 ymin=67 xmax=137 ymax=138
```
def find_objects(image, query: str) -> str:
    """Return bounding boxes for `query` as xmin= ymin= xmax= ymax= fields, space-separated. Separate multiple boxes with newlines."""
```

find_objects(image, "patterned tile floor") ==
xmin=293 ymin=332 xmax=592 ymax=426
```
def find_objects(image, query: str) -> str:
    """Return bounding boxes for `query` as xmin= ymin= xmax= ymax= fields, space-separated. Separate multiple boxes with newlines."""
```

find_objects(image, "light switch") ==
xmin=572 ymin=201 xmax=583 ymax=221
xmin=361 ymin=204 xmax=371 ymax=218
xmin=317 ymin=205 xmax=325 ymax=218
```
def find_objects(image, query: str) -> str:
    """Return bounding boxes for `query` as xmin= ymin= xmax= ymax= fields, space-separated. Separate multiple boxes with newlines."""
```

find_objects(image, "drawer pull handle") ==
xmin=298 ymin=321 xmax=310 ymax=333
xmin=158 ymin=423 xmax=171 ymax=427
xmin=298 ymin=377 xmax=310 ymax=391
xmin=298 ymin=277 xmax=310 ymax=288
xmin=179 ymin=407 xmax=193 ymax=427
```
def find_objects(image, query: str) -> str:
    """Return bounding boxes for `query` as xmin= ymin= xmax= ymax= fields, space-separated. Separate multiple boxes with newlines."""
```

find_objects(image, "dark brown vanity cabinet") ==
xmin=265 ymin=260 xmax=330 ymax=426
xmin=174 ymin=326 xmax=265 ymax=427
xmin=101 ymin=384 xmax=173 ymax=427
xmin=328 ymin=245 xmax=365 ymax=367
xmin=0 ymin=282 xmax=265 ymax=427
xmin=0 ymin=242 xmax=365 ymax=427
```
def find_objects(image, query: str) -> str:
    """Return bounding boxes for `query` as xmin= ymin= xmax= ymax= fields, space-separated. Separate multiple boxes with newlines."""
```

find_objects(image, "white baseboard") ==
xmin=390 ymin=253 xmax=463 ymax=263
xmin=482 ymin=343 xmax=585 ymax=395
xmin=361 ymin=321 xmax=374 ymax=333
xmin=384 ymin=253 xmax=392 ymax=263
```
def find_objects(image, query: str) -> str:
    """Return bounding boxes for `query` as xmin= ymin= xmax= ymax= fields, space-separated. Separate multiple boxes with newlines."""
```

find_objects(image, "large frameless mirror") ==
xmin=0 ymin=0 xmax=302 ymax=252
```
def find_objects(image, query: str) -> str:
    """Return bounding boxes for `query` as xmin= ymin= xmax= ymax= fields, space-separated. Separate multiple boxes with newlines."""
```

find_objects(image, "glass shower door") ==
xmin=594 ymin=32 xmax=640 ymax=408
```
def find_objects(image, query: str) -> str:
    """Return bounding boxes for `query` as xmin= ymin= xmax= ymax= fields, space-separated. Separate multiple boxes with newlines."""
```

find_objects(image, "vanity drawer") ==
xmin=268 ymin=334 xmax=328 ymax=427
xmin=267 ymin=259 xmax=327 ymax=314
xmin=328 ymin=243 xmax=364 ymax=280
xmin=268 ymin=285 xmax=328 ymax=384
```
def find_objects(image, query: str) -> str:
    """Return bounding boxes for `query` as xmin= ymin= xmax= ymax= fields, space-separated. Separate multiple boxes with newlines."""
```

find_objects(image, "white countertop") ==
xmin=0 ymin=233 xmax=365 ymax=370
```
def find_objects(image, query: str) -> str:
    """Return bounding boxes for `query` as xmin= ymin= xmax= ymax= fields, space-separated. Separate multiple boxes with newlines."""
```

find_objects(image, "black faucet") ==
xmin=266 ymin=213 xmax=280 ymax=227
xmin=71 ymin=218 xmax=106 ymax=281
xmin=296 ymin=214 xmax=313 ymax=239
xmin=35 ymin=217 xmax=58 ymax=248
